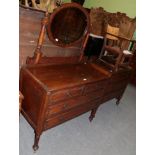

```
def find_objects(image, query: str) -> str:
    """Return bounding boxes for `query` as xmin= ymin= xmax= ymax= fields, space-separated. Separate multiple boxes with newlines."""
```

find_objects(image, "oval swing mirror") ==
xmin=47 ymin=3 xmax=90 ymax=47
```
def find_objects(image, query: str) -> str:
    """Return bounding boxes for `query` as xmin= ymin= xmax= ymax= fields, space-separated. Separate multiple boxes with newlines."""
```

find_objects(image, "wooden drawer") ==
xmin=49 ymin=80 xmax=107 ymax=104
xmin=44 ymin=98 xmax=101 ymax=130
xmin=83 ymin=80 xmax=107 ymax=94
xmin=46 ymin=88 xmax=105 ymax=118
xmin=47 ymin=99 xmax=77 ymax=117
xmin=106 ymin=80 xmax=128 ymax=94
xmin=111 ymin=72 xmax=130 ymax=83
xmin=101 ymin=89 xmax=124 ymax=103
xmin=49 ymin=86 xmax=84 ymax=103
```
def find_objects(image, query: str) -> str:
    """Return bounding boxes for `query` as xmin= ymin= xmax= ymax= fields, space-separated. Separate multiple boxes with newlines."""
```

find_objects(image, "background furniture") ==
xmin=99 ymin=24 xmax=134 ymax=71
xmin=129 ymin=40 xmax=136 ymax=86
xmin=99 ymin=24 xmax=122 ymax=71
xmin=89 ymin=7 xmax=136 ymax=50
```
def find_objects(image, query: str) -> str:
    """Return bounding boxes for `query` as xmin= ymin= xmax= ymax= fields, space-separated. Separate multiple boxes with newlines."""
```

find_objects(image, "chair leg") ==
xmin=114 ymin=52 xmax=124 ymax=71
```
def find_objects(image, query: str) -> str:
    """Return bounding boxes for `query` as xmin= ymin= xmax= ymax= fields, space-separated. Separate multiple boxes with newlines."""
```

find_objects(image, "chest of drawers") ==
xmin=20 ymin=62 xmax=131 ymax=151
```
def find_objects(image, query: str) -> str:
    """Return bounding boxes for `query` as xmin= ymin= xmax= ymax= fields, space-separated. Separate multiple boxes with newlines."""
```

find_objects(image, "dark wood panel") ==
xmin=105 ymin=80 xmax=128 ymax=94
xmin=47 ymin=88 xmax=105 ymax=118
xmin=83 ymin=80 xmax=107 ymax=94
xmin=20 ymin=68 xmax=47 ymax=126
xmin=44 ymin=98 xmax=101 ymax=130
xmin=49 ymin=85 xmax=84 ymax=103
xmin=100 ymin=89 xmax=124 ymax=103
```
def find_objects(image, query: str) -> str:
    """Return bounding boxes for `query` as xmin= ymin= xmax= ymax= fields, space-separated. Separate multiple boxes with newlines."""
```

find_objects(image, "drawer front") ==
xmin=46 ymin=88 xmax=105 ymax=118
xmin=49 ymin=86 xmax=84 ymax=103
xmin=49 ymin=80 xmax=107 ymax=104
xmin=44 ymin=98 xmax=101 ymax=130
xmin=111 ymin=71 xmax=130 ymax=83
xmin=47 ymin=99 xmax=80 ymax=118
xmin=83 ymin=80 xmax=107 ymax=94
xmin=100 ymin=89 xmax=124 ymax=103
xmin=105 ymin=80 xmax=128 ymax=94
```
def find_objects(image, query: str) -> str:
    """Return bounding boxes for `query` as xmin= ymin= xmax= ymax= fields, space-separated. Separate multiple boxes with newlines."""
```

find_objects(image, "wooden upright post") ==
xmin=34 ymin=11 xmax=49 ymax=64
xmin=79 ymin=33 xmax=89 ymax=62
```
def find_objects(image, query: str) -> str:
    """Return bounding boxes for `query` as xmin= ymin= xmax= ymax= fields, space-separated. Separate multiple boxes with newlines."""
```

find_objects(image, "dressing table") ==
xmin=20 ymin=3 xmax=132 ymax=151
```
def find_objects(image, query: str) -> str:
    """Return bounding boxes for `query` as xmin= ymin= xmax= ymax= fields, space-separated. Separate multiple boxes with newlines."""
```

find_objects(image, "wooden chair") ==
xmin=99 ymin=24 xmax=133 ymax=72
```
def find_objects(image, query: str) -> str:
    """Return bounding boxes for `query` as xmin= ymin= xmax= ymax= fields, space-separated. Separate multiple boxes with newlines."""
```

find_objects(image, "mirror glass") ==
xmin=47 ymin=4 xmax=88 ymax=47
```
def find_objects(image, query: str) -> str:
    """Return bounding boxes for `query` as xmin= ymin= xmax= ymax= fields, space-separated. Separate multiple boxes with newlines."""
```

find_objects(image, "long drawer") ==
xmin=48 ymin=80 xmax=107 ymax=104
xmin=46 ymin=88 xmax=105 ymax=119
xmin=49 ymin=85 xmax=84 ymax=103
xmin=44 ymin=98 xmax=101 ymax=130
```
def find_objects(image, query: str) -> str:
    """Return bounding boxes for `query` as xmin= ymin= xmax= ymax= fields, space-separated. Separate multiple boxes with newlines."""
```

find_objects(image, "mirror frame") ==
xmin=47 ymin=3 xmax=90 ymax=47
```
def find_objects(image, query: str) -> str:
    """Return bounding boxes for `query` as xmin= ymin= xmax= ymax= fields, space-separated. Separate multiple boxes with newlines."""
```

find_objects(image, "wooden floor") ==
xmin=19 ymin=84 xmax=136 ymax=155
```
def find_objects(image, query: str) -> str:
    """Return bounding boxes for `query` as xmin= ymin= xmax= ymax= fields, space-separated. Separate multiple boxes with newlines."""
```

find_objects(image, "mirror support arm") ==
xmin=79 ymin=33 xmax=89 ymax=62
xmin=26 ymin=12 xmax=48 ymax=64
xmin=33 ymin=11 xmax=49 ymax=64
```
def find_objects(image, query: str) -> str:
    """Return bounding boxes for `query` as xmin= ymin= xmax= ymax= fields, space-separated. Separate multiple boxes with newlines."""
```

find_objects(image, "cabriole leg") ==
xmin=116 ymin=95 xmax=123 ymax=105
xmin=33 ymin=132 xmax=41 ymax=151
xmin=89 ymin=106 xmax=99 ymax=122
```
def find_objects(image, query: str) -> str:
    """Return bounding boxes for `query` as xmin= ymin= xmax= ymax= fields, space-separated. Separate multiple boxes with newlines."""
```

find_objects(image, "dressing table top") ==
xmin=25 ymin=63 xmax=108 ymax=91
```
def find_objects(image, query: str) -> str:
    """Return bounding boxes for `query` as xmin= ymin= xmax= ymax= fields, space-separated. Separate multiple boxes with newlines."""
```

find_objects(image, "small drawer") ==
xmin=111 ymin=72 xmax=130 ymax=83
xmin=101 ymin=90 xmax=124 ymax=102
xmin=106 ymin=80 xmax=128 ymax=93
xmin=49 ymin=86 xmax=84 ymax=103
xmin=84 ymin=88 xmax=105 ymax=100
xmin=84 ymin=80 xmax=107 ymax=94
xmin=47 ymin=99 xmax=79 ymax=117
xmin=49 ymin=90 xmax=71 ymax=103
xmin=69 ymin=86 xmax=84 ymax=97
